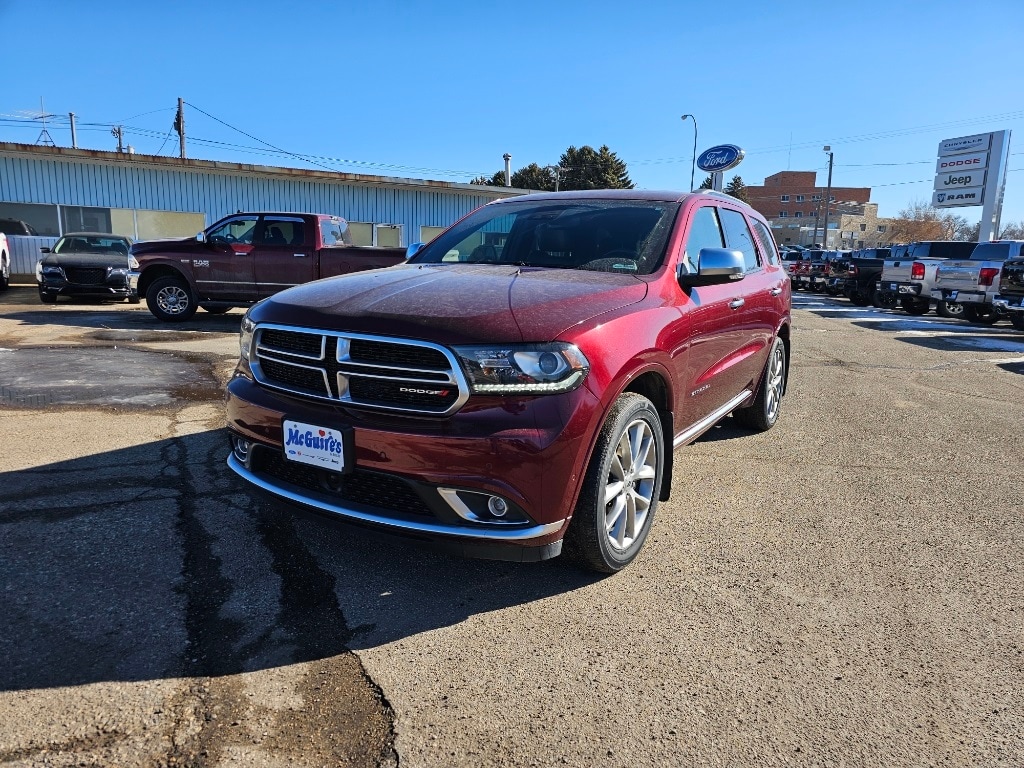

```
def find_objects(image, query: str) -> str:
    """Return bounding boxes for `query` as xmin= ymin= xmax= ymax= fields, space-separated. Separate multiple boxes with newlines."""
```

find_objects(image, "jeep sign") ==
xmin=933 ymin=171 xmax=986 ymax=190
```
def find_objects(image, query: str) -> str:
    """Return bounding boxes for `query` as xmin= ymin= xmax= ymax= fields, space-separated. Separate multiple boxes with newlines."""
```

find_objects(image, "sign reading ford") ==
xmin=696 ymin=145 xmax=745 ymax=173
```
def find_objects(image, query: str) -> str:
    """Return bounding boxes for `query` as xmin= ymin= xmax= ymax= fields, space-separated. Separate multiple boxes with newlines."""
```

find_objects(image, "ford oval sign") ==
xmin=696 ymin=145 xmax=745 ymax=173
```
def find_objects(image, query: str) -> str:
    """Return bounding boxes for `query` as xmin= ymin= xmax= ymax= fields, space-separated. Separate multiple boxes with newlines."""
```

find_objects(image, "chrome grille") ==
xmin=252 ymin=325 xmax=468 ymax=415
xmin=65 ymin=267 xmax=107 ymax=285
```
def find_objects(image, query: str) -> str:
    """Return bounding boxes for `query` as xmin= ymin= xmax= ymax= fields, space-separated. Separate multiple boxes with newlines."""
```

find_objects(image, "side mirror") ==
xmin=406 ymin=242 xmax=426 ymax=260
xmin=678 ymin=248 xmax=745 ymax=287
xmin=196 ymin=231 xmax=207 ymax=243
xmin=40 ymin=246 xmax=51 ymax=253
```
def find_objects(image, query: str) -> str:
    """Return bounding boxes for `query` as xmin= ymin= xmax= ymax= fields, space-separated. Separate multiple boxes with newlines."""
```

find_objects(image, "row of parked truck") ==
xmin=782 ymin=241 xmax=1024 ymax=330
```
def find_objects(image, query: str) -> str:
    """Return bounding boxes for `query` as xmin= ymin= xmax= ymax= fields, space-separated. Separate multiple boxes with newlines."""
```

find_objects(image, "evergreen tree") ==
xmin=558 ymin=145 xmax=633 ymax=191
xmin=470 ymin=170 xmax=508 ymax=186
xmin=724 ymin=175 xmax=750 ymax=203
xmin=698 ymin=175 xmax=713 ymax=190
xmin=511 ymin=163 xmax=556 ymax=191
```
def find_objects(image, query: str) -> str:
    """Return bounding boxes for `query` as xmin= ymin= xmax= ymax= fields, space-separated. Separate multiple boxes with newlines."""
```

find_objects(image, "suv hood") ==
xmin=252 ymin=263 xmax=649 ymax=344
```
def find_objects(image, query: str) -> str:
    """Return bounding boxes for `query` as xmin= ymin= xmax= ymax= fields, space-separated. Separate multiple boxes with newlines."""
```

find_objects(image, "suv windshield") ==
xmin=410 ymin=199 xmax=679 ymax=275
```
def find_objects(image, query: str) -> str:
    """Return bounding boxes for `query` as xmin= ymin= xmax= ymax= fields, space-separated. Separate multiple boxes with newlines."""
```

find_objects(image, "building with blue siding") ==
xmin=0 ymin=142 xmax=522 ymax=277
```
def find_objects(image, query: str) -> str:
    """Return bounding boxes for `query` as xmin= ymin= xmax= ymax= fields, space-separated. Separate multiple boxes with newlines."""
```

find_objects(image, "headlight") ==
xmin=35 ymin=260 xmax=42 ymax=282
xmin=239 ymin=313 xmax=256 ymax=361
xmin=128 ymin=256 xmax=140 ymax=270
xmin=452 ymin=342 xmax=589 ymax=394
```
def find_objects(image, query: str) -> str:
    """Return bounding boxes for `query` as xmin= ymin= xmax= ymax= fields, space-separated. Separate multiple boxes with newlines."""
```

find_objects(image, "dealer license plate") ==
xmin=889 ymin=282 xmax=898 ymax=291
xmin=946 ymin=290 xmax=958 ymax=300
xmin=282 ymin=419 xmax=345 ymax=469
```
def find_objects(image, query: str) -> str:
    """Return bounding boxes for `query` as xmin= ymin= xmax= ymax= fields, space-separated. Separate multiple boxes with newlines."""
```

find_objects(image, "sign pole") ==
xmin=979 ymin=130 xmax=1011 ymax=242
xmin=712 ymin=172 xmax=723 ymax=192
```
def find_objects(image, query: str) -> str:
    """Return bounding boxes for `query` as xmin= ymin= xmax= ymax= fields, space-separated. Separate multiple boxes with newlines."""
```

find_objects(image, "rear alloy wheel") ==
xmin=901 ymin=297 xmax=930 ymax=315
xmin=849 ymin=290 xmax=871 ymax=307
xmin=734 ymin=337 xmax=786 ymax=432
xmin=564 ymin=392 xmax=663 ymax=574
xmin=963 ymin=304 xmax=998 ymax=325
xmin=146 ymin=276 xmax=197 ymax=322
xmin=936 ymin=300 xmax=964 ymax=319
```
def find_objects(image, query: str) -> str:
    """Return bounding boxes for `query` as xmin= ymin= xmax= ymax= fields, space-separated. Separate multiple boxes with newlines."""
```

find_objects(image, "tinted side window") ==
xmin=719 ymin=208 xmax=760 ymax=272
xmin=750 ymin=219 xmax=780 ymax=266
xmin=259 ymin=217 xmax=306 ymax=247
xmin=208 ymin=216 xmax=258 ymax=244
xmin=681 ymin=206 xmax=724 ymax=274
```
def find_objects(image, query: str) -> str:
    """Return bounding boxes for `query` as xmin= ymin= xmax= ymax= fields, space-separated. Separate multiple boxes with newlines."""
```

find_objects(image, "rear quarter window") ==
xmin=750 ymin=219 xmax=780 ymax=266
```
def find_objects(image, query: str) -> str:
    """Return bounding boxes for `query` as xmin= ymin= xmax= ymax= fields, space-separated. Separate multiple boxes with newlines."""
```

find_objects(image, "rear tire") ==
xmin=936 ymin=300 xmax=964 ymax=319
xmin=963 ymin=304 xmax=998 ymax=325
xmin=1009 ymin=313 xmax=1024 ymax=331
xmin=849 ymin=290 xmax=871 ymax=307
xmin=39 ymin=290 xmax=57 ymax=304
xmin=901 ymin=297 xmax=930 ymax=315
xmin=873 ymin=289 xmax=897 ymax=309
xmin=733 ymin=337 xmax=786 ymax=432
xmin=146 ymin=276 xmax=197 ymax=322
xmin=563 ymin=392 xmax=664 ymax=574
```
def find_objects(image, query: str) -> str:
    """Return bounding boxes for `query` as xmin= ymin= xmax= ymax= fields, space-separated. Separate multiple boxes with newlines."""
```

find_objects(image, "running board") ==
xmin=673 ymin=389 xmax=753 ymax=448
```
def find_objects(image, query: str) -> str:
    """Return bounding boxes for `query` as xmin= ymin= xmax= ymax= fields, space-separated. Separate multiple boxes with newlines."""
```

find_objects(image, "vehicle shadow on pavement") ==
xmin=888 ymin=333 xmax=1024 ymax=356
xmin=0 ymin=309 xmax=244 ymax=334
xmin=0 ymin=428 xmax=601 ymax=693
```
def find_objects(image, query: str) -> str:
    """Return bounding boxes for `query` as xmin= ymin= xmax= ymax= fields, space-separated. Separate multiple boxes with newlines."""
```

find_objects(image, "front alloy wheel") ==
xmin=146 ymin=276 xmax=197 ymax=322
xmin=564 ymin=392 xmax=663 ymax=573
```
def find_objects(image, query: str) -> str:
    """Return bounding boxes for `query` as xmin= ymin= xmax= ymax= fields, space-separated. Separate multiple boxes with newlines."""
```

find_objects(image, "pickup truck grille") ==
xmin=251 ymin=325 xmax=468 ymax=416
xmin=64 ymin=267 xmax=107 ymax=285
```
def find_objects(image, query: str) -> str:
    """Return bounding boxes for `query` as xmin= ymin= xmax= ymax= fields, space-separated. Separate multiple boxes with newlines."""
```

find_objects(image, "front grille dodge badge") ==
xmin=251 ymin=325 xmax=468 ymax=415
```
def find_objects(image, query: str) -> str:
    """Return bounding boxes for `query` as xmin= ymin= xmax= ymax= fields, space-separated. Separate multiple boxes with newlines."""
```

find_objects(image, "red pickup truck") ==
xmin=129 ymin=212 xmax=406 ymax=321
xmin=224 ymin=190 xmax=792 ymax=573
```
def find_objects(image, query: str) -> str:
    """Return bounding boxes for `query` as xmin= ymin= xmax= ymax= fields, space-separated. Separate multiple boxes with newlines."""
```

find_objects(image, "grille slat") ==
xmin=252 ymin=326 xmax=466 ymax=415
xmin=65 ymin=267 xmax=107 ymax=285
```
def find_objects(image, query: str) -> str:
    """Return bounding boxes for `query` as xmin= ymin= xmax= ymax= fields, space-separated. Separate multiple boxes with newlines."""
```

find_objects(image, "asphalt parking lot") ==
xmin=0 ymin=284 xmax=1022 ymax=767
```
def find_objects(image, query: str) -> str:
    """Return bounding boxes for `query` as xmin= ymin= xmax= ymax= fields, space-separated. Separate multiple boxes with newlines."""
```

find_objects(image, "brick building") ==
xmin=745 ymin=171 xmax=871 ymax=224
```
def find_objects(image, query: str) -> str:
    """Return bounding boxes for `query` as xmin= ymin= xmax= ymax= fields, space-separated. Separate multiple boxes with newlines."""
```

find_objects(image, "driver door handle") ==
xmin=729 ymin=298 xmax=745 ymax=310
xmin=770 ymin=286 xmax=783 ymax=296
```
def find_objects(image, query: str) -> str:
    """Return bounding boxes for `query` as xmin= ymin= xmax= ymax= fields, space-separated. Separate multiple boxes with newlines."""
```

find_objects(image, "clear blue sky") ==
xmin=3 ymin=0 xmax=1024 ymax=226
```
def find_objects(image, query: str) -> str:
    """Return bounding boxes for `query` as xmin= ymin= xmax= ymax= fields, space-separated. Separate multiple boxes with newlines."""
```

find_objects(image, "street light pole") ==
xmin=822 ymin=145 xmax=834 ymax=248
xmin=681 ymin=114 xmax=697 ymax=192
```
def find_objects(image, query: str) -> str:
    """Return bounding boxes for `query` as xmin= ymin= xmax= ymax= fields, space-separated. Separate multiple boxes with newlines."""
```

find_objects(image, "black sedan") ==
xmin=36 ymin=232 xmax=139 ymax=304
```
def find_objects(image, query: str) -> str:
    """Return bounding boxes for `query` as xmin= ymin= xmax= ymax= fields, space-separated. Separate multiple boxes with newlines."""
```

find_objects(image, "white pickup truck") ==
xmin=932 ymin=241 xmax=1024 ymax=325
xmin=876 ymin=240 xmax=978 ymax=317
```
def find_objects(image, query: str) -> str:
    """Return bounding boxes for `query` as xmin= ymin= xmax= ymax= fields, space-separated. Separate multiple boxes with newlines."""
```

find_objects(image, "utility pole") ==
xmin=545 ymin=165 xmax=561 ymax=192
xmin=175 ymin=97 xmax=186 ymax=160
xmin=111 ymin=125 xmax=124 ymax=153
xmin=822 ymin=145 xmax=834 ymax=249
xmin=69 ymin=112 xmax=78 ymax=148
xmin=681 ymin=114 xmax=698 ymax=192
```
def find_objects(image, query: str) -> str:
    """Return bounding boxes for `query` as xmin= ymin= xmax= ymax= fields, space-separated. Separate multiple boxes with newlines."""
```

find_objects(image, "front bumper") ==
xmin=224 ymin=374 xmax=603 ymax=558
xmin=38 ymin=276 xmax=136 ymax=300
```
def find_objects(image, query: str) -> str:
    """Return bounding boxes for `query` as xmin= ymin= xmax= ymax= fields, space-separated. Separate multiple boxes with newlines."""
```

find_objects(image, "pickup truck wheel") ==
xmin=963 ymin=304 xmax=997 ymax=325
xmin=936 ymin=300 xmax=964 ymax=319
xmin=563 ymin=392 xmax=663 ymax=574
xmin=901 ymin=297 xmax=930 ymax=315
xmin=873 ymin=288 xmax=897 ymax=309
xmin=733 ymin=337 xmax=786 ymax=432
xmin=1009 ymin=314 xmax=1024 ymax=331
xmin=849 ymin=290 xmax=871 ymax=307
xmin=146 ymin=276 xmax=197 ymax=322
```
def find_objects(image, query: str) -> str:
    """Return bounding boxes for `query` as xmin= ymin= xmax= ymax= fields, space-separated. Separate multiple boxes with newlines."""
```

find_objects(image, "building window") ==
xmin=877 ymin=225 xmax=887 ymax=233
xmin=812 ymin=194 xmax=822 ymax=202
xmin=778 ymin=211 xmax=788 ymax=218
xmin=795 ymin=195 xmax=805 ymax=203
xmin=859 ymin=223 xmax=867 ymax=232
xmin=794 ymin=212 xmax=803 ymax=218
xmin=780 ymin=195 xmax=789 ymax=202
xmin=420 ymin=225 xmax=446 ymax=242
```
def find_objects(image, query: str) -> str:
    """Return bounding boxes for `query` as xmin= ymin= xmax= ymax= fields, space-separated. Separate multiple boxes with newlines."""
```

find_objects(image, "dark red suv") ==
xmin=225 ymin=190 xmax=791 ymax=572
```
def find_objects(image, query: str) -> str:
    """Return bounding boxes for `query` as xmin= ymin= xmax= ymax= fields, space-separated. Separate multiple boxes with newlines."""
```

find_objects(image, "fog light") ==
xmin=231 ymin=436 xmax=251 ymax=463
xmin=487 ymin=496 xmax=508 ymax=518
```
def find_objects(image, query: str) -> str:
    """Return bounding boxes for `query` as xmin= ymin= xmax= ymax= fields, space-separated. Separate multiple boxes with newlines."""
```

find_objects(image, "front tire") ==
xmin=146 ymin=276 xmax=197 ymax=322
xmin=873 ymin=289 xmax=897 ymax=309
xmin=0 ymin=255 xmax=9 ymax=291
xmin=39 ymin=290 xmax=57 ymax=304
xmin=563 ymin=393 xmax=664 ymax=574
xmin=733 ymin=337 xmax=786 ymax=432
